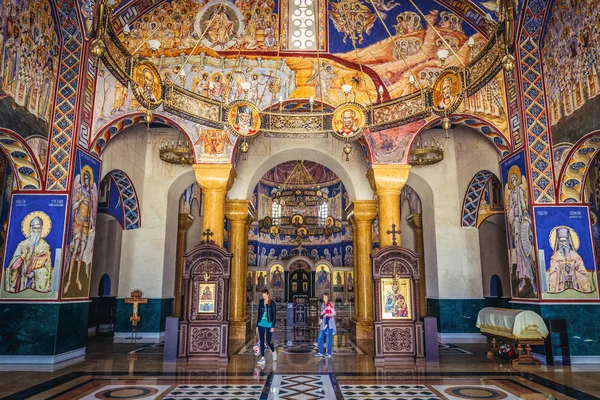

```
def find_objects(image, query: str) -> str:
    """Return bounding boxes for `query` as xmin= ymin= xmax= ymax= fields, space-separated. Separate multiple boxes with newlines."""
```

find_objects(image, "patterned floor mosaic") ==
xmin=339 ymin=384 xmax=440 ymax=399
xmin=4 ymin=372 xmax=598 ymax=400
xmin=437 ymin=343 xmax=473 ymax=355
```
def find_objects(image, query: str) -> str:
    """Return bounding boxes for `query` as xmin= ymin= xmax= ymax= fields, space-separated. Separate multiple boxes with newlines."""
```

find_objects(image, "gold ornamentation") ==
xmin=331 ymin=103 xmax=366 ymax=141
xmin=432 ymin=69 xmax=463 ymax=116
xmin=226 ymin=101 xmax=261 ymax=138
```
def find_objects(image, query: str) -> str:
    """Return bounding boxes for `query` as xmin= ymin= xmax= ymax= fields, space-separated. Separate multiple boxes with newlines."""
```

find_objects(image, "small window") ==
xmin=318 ymin=201 xmax=328 ymax=224
xmin=272 ymin=201 xmax=282 ymax=220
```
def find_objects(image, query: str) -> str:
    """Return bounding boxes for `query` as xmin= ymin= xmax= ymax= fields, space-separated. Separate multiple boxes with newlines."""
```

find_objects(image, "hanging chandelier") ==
xmin=258 ymin=160 xmax=342 ymax=237
xmin=408 ymin=136 xmax=444 ymax=167
xmin=271 ymin=160 xmax=326 ymax=207
xmin=159 ymin=133 xmax=194 ymax=165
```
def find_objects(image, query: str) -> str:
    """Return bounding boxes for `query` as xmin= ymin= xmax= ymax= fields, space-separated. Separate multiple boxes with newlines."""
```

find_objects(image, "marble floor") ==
xmin=1 ymin=327 xmax=600 ymax=399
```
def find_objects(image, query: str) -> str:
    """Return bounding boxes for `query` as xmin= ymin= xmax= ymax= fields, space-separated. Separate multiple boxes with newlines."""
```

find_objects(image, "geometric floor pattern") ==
xmin=5 ymin=372 xmax=598 ymax=399
xmin=164 ymin=384 xmax=264 ymax=400
xmin=268 ymin=375 xmax=336 ymax=399
xmin=340 ymin=384 xmax=440 ymax=399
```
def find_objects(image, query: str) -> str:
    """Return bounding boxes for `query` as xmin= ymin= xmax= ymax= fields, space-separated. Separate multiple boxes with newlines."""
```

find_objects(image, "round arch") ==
xmin=0 ymin=128 xmax=43 ymax=190
xmin=229 ymin=140 xmax=372 ymax=202
xmin=411 ymin=114 xmax=512 ymax=159
xmin=89 ymin=112 xmax=196 ymax=159
xmin=286 ymin=256 xmax=316 ymax=271
xmin=557 ymin=130 xmax=600 ymax=203
xmin=460 ymin=170 xmax=497 ymax=228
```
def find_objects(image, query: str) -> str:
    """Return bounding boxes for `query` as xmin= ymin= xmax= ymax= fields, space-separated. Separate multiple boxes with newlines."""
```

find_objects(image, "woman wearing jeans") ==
xmin=256 ymin=288 xmax=277 ymax=365
xmin=315 ymin=293 xmax=336 ymax=358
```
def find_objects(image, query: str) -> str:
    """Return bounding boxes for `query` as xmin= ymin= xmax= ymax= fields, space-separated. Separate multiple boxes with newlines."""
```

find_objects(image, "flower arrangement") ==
xmin=494 ymin=343 xmax=518 ymax=360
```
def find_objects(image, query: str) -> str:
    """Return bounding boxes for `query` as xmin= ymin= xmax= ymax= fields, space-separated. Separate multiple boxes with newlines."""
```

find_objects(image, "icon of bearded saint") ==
xmin=547 ymin=227 xmax=593 ymax=293
xmin=233 ymin=106 xmax=256 ymax=136
xmin=437 ymin=76 xmax=456 ymax=110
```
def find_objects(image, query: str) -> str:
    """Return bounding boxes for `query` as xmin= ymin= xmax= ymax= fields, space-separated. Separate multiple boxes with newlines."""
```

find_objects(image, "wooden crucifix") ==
xmin=124 ymin=290 xmax=148 ymax=327
xmin=386 ymin=224 xmax=401 ymax=246
xmin=201 ymin=228 xmax=215 ymax=245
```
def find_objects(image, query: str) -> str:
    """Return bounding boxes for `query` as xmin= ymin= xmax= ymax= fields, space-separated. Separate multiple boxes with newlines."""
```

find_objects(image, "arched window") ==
xmin=490 ymin=274 xmax=503 ymax=298
xmin=318 ymin=201 xmax=328 ymax=224
xmin=98 ymin=274 xmax=111 ymax=297
xmin=272 ymin=201 xmax=281 ymax=221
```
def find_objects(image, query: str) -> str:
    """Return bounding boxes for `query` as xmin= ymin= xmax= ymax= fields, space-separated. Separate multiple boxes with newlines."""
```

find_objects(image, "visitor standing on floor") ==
xmin=256 ymin=288 xmax=277 ymax=365
xmin=315 ymin=293 xmax=336 ymax=358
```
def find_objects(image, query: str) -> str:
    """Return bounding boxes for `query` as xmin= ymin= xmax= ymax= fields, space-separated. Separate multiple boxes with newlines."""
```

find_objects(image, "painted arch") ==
xmin=0 ymin=129 xmax=43 ymax=190
xmin=99 ymin=169 xmax=142 ymax=230
xmin=557 ymin=130 xmax=600 ymax=203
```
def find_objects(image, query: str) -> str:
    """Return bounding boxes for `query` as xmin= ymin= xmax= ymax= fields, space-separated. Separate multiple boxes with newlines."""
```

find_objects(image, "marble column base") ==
xmin=350 ymin=318 xmax=374 ymax=340
xmin=229 ymin=318 xmax=251 ymax=340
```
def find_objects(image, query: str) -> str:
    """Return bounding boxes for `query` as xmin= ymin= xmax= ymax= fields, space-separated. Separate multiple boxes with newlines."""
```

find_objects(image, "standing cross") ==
xmin=386 ymin=224 xmax=401 ymax=246
xmin=201 ymin=229 xmax=214 ymax=244
xmin=124 ymin=290 xmax=148 ymax=327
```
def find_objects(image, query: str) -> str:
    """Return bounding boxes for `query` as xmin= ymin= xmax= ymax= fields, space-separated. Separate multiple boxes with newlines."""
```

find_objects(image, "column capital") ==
xmin=367 ymin=164 xmax=411 ymax=194
xmin=225 ymin=199 xmax=255 ymax=223
xmin=178 ymin=213 xmax=194 ymax=231
xmin=193 ymin=163 xmax=236 ymax=192
xmin=347 ymin=200 xmax=377 ymax=223
xmin=407 ymin=213 xmax=423 ymax=230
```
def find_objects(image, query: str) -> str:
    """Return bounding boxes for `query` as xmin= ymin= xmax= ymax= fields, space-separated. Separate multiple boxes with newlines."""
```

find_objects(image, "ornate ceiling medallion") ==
xmin=330 ymin=103 xmax=367 ymax=141
xmin=129 ymin=58 xmax=164 ymax=110
xmin=431 ymin=68 xmax=463 ymax=116
xmin=226 ymin=100 xmax=262 ymax=138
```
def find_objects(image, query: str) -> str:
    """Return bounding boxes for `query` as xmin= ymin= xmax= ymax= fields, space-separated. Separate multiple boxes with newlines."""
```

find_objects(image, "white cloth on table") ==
xmin=476 ymin=307 xmax=549 ymax=339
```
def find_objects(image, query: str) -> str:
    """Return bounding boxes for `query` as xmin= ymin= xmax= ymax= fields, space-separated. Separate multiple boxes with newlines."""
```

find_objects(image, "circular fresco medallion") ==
xmin=443 ymin=386 xmax=508 ymax=399
xmin=331 ymin=103 xmax=366 ymax=140
xmin=131 ymin=60 xmax=163 ymax=110
xmin=195 ymin=0 xmax=245 ymax=50
xmin=227 ymin=100 xmax=261 ymax=138
xmin=291 ymin=214 xmax=304 ymax=227
xmin=432 ymin=68 xmax=463 ymax=116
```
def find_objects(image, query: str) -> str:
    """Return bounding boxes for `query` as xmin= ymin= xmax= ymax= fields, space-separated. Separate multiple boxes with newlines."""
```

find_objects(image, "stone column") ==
xmin=193 ymin=164 xmax=236 ymax=247
xmin=225 ymin=199 xmax=253 ymax=339
xmin=173 ymin=213 xmax=194 ymax=318
xmin=349 ymin=217 xmax=358 ymax=320
xmin=347 ymin=200 xmax=377 ymax=339
xmin=367 ymin=164 xmax=411 ymax=247
xmin=407 ymin=213 xmax=426 ymax=318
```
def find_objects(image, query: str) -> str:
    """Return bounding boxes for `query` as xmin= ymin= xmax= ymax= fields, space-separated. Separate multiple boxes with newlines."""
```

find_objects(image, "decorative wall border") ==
xmin=47 ymin=0 xmax=84 ymax=191
xmin=422 ymin=114 xmax=512 ymax=158
xmin=89 ymin=112 xmax=194 ymax=158
xmin=557 ymin=131 xmax=600 ymax=203
xmin=516 ymin=0 xmax=555 ymax=204
xmin=461 ymin=170 xmax=494 ymax=227
xmin=0 ymin=129 xmax=44 ymax=190
xmin=105 ymin=169 xmax=142 ymax=230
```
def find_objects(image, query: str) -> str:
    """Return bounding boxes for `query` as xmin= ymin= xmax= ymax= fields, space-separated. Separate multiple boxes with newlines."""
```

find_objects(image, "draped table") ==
xmin=476 ymin=307 xmax=549 ymax=365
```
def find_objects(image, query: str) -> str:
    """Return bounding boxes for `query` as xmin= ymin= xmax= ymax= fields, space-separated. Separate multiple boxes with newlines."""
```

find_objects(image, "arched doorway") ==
xmin=289 ymin=258 xmax=312 ymax=298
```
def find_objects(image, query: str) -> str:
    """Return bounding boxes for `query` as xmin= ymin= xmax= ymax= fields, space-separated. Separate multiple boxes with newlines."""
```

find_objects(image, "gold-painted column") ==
xmin=367 ymin=165 xmax=411 ymax=248
xmin=349 ymin=217 xmax=359 ymax=321
xmin=347 ymin=200 xmax=377 ymax=339
xmin=407 ymin=213 xmax=426 ymax=318
xmin=174 ymin=213 xmax=194 ymax=318
xmin=193 ymin=164 xmax=236 ymax=247
xmin=225 ymin=199 xmax=253 ymax=339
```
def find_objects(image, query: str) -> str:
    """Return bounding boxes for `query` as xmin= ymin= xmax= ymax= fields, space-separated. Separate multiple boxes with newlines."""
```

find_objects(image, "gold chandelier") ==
xmin=272 ymin=160 xmax=326 ymax=207
xmin=159 ymin=133 xmax=194 ymax=165
xmin=408 ymin=136 xmax=444 ymax=166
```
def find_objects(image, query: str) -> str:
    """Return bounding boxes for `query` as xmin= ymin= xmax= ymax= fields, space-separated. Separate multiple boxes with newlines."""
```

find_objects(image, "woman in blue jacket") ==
xmin=256 ymin=288 xmax=277 ymax=365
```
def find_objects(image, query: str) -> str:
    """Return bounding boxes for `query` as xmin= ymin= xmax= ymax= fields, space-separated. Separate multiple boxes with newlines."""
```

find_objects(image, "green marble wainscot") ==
xmin=511 ymin=303 xmax=600 ymax=357
xmin=115 ymin=298 xmax=173 ymax=335
xmin=426 ymin=298 xmax=485 ymax=333
xmin=0 ymin=302 xmax=89 ymax=356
